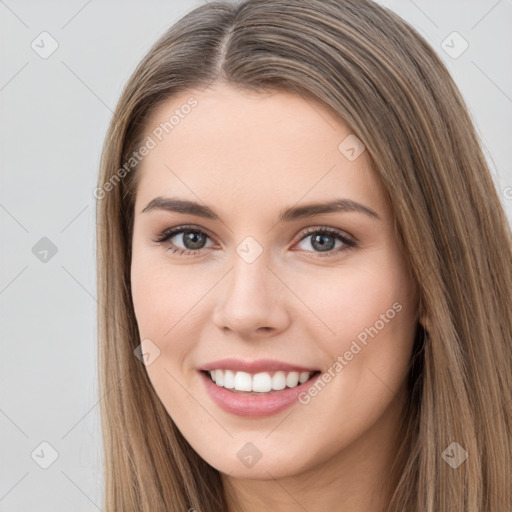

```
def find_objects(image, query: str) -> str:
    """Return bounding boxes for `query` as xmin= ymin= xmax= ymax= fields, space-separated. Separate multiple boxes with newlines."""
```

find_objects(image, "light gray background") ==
xmin=0 ymin=0 xmax=511 ymax=510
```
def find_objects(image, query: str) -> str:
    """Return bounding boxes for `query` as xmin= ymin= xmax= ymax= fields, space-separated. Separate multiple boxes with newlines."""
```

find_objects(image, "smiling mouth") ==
xmin=201 ymin=369 xmax=321 ymax=394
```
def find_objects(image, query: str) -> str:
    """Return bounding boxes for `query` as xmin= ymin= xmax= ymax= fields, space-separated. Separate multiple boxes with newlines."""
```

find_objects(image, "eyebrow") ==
xmin=141 ymin=196 xmax=381 ymax=222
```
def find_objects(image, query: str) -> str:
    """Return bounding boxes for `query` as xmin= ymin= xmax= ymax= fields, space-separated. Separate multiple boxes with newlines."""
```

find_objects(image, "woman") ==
xmin=95 ymin=0 xmax=512 ymax=510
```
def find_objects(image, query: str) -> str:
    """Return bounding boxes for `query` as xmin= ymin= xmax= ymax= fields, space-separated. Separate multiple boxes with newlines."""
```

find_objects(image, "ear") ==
xmin=419 ymin=311 xmax=430 ymax=330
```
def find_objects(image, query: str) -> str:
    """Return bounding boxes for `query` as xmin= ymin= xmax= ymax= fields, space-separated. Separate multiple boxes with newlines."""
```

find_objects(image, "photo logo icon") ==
xmin=31 ymin=441 xmax=59 ymax=469
xmin=134 ymin=338 xmax=161 ymax=366
xmin=441 ymin=441 xmax=468 ymax=468
xmin=32 ymin=237 xmax=58 ymax=263
xmin=237 ymin=442 xmax=263 ymax=468
xmin=338 ymin=134 xmax=366 ymax=161
xmin=31 ymin=31 xmax=59 ymax=59
xmin=441 ymin=31 xmax=469 ymax=59
xmin=236 ymin=236 xmax=263 ymax=264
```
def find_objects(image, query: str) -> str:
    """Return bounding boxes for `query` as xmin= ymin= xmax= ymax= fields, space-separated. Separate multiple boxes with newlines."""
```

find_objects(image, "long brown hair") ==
xmin=95 ymin=0 xmax=512 ymax=510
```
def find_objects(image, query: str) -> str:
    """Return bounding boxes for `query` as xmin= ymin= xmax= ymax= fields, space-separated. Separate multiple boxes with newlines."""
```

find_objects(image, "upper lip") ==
xmin=200 ymin=358 xmax=320 ymax=374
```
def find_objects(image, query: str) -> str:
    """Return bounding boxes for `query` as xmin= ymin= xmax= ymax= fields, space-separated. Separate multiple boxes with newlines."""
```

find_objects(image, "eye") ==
xmin=294 ymin=226 xmax=357 ymax=257
xmin=152 ymin=225 xmax=215 ymax=256
xmin=152 ymin=225 xmax=357 ymax=257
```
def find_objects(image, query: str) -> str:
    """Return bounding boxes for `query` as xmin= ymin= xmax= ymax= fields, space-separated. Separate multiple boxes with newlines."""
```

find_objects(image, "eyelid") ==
xmin=153 ymin=224 xmax=357 ymax=256
xmin=154 ymin=224 xmax=354 ymax=241
xmin=153 ymin=224 xmax=215 ymax=243
xmin=297 ymin=225 xmax=356 ymax=243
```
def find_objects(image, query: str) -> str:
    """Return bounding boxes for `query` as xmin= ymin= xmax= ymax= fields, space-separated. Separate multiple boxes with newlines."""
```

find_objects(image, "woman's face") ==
xmin=130 ymin=83 xmax=420 ymax=480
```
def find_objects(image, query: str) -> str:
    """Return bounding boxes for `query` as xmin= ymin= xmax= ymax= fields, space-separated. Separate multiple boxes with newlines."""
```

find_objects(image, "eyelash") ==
xmin=152 ymin=224 xmax=357 ymax=258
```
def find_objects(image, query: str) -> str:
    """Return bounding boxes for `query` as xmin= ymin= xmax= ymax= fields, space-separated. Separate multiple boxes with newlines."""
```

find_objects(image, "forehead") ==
xmin=135 ymin=84 xmax=389 ymax=219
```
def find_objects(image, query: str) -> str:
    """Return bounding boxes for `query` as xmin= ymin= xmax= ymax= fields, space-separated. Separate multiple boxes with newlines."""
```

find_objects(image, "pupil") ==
xmin=312 ymin=234 xmax=334 ymax=252
xmin=184 ymin=231 xmax=205 ymax=250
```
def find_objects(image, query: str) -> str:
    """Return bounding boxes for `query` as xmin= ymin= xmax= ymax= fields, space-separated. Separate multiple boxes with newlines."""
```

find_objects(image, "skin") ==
xmin=130 ymin=82 xmax=423 ymax=512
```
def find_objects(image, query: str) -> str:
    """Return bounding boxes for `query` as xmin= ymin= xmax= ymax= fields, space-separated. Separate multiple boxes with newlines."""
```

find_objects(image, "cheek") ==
xmin=130 ymin=251 xmax=205 ymax=340
xmin=297 ymin=261 xmax=414 ymax=337
xmin=130 ymin=251 xmax=219 ymax=401
xmin=130 ymin=254 xmax=201 ymax=419
xmin=292 ymin=259 xmax=418 ymax=395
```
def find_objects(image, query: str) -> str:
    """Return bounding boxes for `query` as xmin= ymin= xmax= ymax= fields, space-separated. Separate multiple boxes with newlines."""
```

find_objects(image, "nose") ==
xmin=212 ymin=254 xmax=291 ymax=337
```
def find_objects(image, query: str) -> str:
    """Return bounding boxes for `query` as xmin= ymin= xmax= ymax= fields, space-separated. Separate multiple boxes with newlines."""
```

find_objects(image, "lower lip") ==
xmin=198 ymin=370 xmax=321 ymax=418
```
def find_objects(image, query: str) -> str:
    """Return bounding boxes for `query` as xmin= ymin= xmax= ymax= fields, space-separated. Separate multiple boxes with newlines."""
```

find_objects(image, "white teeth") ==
xmin=286 ymin=371 xmax=299 ymax=388
xmin=208 ymin=369 xmax=315 ymax=392
xmin=223 ymin=369 xmax=235 ymax=389
xmin=299 ymin=371 xmax=310 ymax=384
xmin=252 ymin=372 xmax=272 ymax=392
xmin=234 ymin=371 xmax=252 ymax=391
xmin=271 ymin=371 xmax=286 ymax=390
